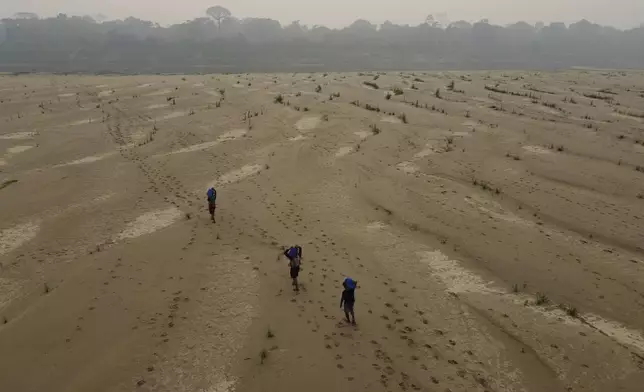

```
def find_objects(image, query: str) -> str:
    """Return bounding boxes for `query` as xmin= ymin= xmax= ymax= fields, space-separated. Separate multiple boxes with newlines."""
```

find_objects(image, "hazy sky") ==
xmin=2 ymin=0 xmax=644 ymax=29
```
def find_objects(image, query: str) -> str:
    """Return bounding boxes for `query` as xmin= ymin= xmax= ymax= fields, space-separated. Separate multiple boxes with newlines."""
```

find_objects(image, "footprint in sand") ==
xmin=0 ymin=221 xmax=40 ymax=256
xmin=116 ymin=208 xmax=182 ymax=241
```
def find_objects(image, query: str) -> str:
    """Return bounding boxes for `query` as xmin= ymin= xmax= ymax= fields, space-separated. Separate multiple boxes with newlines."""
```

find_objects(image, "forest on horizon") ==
xmin=1 ymin=7 xmax=644 ymax=73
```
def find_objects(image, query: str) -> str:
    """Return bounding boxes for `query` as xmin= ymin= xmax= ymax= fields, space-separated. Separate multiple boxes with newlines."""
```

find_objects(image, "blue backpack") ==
xmin=207 ymin=188 xmax=217 ymax=201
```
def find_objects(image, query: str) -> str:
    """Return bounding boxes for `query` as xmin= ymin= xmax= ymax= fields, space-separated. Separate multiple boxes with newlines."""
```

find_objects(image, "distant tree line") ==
xmin=1 ymin=7 xmax=643 ymax=73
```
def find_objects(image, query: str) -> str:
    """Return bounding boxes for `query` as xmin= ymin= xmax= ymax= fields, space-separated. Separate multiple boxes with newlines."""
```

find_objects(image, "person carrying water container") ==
xmin=284 ymin=245 xmax=303 ymax=291
xmin=340 ymin=277 xmax=357 ymax=325
xmin=207 ymin=187 xmax=217 ymax=223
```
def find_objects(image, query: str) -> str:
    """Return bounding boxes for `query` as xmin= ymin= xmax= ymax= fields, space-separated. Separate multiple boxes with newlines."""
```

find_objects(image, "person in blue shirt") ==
xmin=340 ymin=277 xmax=357 ymax=325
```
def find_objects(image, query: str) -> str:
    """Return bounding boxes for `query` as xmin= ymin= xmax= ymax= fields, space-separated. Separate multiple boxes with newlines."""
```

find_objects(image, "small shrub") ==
xmin=435 ymin=88 xmax=442 ymax=99
xmin=266 ymin=328 xmax=275 ymax=339
xmin=447 ymin=81 xmax=455 ymax=91
xmin=274 ymin=94 xmax=283 ymax=104
xmin=637 ymin=193 xmax=643 ymax=199
xmin=556 ymin=145 xmax=565 ymax=152
xmin=414 ymin=77 xmax=424 ymax=82
xmin=260 ymin=349 xmax=268 ymax=364
xmin=315 ymin=85 xmax=322 ymax=93
xmin=44 ymin=283 xmax=50 ymax=294
xmin=535 ymin=292 xmax=549 ymax=305
xmin=363 ymin=81 xmax=379 ymax=89
xmin=370 ymin=124 xmax=381 ymax=135
xmin=373 ymin=75 xmax=380 ymax=81
xmin=296 ymin=92 xmax=302 ymax=97
xmin=398 ymin=113 xmax=408 ymax=124
xmin=411 ymin=84 xmax=418 ymax=90
xmin=393 ymin=87 xmax=404 ymax=96
xmin=385 ymin=93 xmax=392 ymax=100
xmin=565 ymin=305 xmax=579 ymax=318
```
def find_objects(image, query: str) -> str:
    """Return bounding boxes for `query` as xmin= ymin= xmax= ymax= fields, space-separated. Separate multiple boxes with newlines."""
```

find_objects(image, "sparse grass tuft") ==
xmin=260 ymin=349 xmax=268 ymax=364
xmin=435 ymin=88 xmax=441 ymax=99
xmin=44 ymin=283 xmax=51 ymax=294
xmin=266 ymin=328 xmax=275 ymax=339
xmin=398 ymin=112 xmax=408 ymax=124
xmin=535 ymin=292 xmax=549 ymax=305
xmin=274 ymin=94 xmax=283 ymax=104
xmin=315 ymin=85 xmax=322 ymax=93
xmin=385 ymin=92 xmax=392 ymax=100
xmin=393 ymin=87 xmax=404 ymax=96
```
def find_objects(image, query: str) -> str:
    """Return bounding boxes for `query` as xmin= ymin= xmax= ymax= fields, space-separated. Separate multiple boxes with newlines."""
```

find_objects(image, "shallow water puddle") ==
xmin=116 ymin=208 xmax=182 ymax=241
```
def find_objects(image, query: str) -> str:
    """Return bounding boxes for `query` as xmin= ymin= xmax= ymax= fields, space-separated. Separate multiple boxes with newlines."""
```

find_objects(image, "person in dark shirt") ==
xmin=340 ymin=277 xmax=357 ymax=325
xmin=206 ymin=187 xmax=217 ymax=223
xmin=284 ymin=245 xmax=302 ymax=291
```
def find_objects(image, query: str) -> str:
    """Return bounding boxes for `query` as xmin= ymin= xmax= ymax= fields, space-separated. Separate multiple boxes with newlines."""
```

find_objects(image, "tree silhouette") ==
xmin=206 ymin=6 xmax=232 ymax=32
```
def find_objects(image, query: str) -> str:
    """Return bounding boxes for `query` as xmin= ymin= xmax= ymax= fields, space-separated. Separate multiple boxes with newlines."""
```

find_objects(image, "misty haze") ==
xmin=1 ymin=3 xmax=644 ymax=392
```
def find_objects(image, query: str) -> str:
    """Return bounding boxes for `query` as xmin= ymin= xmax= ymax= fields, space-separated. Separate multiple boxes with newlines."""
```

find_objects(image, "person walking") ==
xmin=284 ymin=245 xmax=302 ymax=291
xmin=340 ymin=277 xmax=357 ymax=325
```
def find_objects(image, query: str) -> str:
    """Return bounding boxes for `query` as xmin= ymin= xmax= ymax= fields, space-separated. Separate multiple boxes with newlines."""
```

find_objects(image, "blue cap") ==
xmin=344 ymin=278 xmax=356 ymax=289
